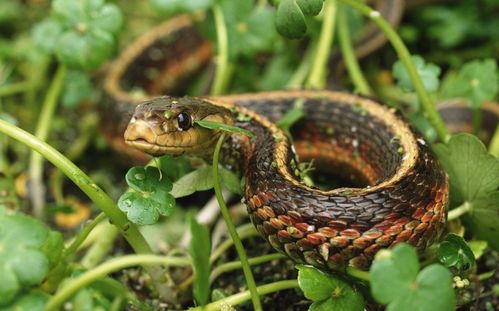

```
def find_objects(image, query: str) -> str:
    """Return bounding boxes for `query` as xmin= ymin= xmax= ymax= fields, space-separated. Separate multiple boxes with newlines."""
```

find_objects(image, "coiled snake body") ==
xmin=123 ymin=91 xmax=449 ymax=270
xmin=105 ymin=2 xmax=496 ymax=271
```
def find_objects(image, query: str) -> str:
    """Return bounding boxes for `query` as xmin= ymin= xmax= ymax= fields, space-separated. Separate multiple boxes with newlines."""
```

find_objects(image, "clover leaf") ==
xmin=441 ymin=59 xmax=498 ymax=108
xmin=219 ymin=0 xmax=277 ymax=59
xmin=61 ymin=69 xmax=94 ymax=108
xmin=437 ymin=234 xmax=475 ymax=271
xmin=118 ymin=166 xmax=175 ymax=225
xmin=149 ymin=0 xmax=214 ymax=15
xmin=297 ymin=265 xmax=364 ymax=311
xmin=0 ymin=214 xmax=64 ymax=306
xmin=433 ymin=134 xmax=499 ymax=201
xmin=51 ymin=0 xmax=123 ymax=69
xmin=434 ymin=134 xmax=499 ymax=250
xmin=393 ymin=55 xmax=441 ymax=92
xmin=370 ymin=243 xmax=455 ymax=311
xmin=188 ymin=216 xmax=211 ymax=306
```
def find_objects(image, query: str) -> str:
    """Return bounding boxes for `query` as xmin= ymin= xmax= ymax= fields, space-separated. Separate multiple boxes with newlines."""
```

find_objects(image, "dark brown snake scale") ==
xmin=103 ymin=4 xmax=497 ymax=271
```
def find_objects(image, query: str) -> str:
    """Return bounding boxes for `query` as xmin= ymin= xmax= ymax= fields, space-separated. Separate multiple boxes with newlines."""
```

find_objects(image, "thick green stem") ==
xmin=28 ymin=65 xmax=66 ymax=218
xmin=189 ymin=280 xmax=299 ymax=311
xmin=338 ymin=0 xmax=450 ymax=143
xmin=472 ymin=108 xmax=481 ymax=136
xmin=213 ymin=133 xmax=262 ymax=311
xmin=0 ymin=119 xmax=172 ymax=300
xmin=306 ymin=0 xmax=337 ymax=89
xmin=337 ymin=6 xmax=372 ymax=96
xmin=44 ymin=255 xmax=192 ymax=311
xmin=210 ymin=253 xmax=286 ymax=282
xmin=488 ymin=124 xmax=499 ymax=157
xmin=447 ymin=201 xmax=472 ymax=221
xmin=210 ymin=3 xmax=231 ymax=95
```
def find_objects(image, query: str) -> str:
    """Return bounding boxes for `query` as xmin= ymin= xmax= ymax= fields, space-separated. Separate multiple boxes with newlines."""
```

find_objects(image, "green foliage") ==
xmin=0 ymin=290 xmax=49 ymax=311
xmin=441 ymin=59 xmax=498 ymax=108
xmin=32 ymin=0 xmax=123 ymax=69
xmin=434 ymin=134 xmax=499 ymax=250
xmin=370 ymin=244 xmax=455 ymax=311
xmin=0 ymin=214 xmax=64 ymax=306
xmin=393 ymin=55 xmax=441 ymax=92
xmin=150 ymin=0 xmax=214 ymax=15
xmin=275 ymin=0 xmax=324 ymax=39
xmin=297 ymin=265 xmax=364 ymax=311
xmin=434 ymin=134 xmax=499 ymax=201
xmin=277 ymin=98 xmax=305 ymax=132
xmin=437 ymin=234 xmax=475 ymax=271
xmin=61 ymin=69 xmax=94 ymax=108
xmin=188 ymin=216 xmax=212 ymax=306
xmin=220 ymin=0 xmax=277 ymax=59
xmin=118 ymin=166 xmax=175 ymax=225
xmin=195 ymin=119 xmax=255 ymax=139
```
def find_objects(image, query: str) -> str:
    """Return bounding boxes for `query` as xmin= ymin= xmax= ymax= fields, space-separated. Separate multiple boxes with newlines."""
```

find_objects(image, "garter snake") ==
xmin=103 ymin=1 xmax=497 ymax=270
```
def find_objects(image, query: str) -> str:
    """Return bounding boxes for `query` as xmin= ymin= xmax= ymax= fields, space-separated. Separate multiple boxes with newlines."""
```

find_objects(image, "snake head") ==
xmin=124 ymin=96 xmax=233 ymax=156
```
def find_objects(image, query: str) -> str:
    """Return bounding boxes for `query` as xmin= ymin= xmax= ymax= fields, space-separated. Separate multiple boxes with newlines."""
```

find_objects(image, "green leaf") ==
xmin=217 ymin=0 xmax=277 ymax=59
xmin=157 ymin=155 xmax=194 ymax=182
xmin=296 ymin=0 xmax=323 ymax=16
xmin=467 ymin=192 xmax=499 ymax=251
xmin=370 ymin=244 xmax=455 ymax=311
xmin=31 ymin=19 xmax=63 ymax=54
xmin=433 ymin=134 xmax=499 ymax=201
xmin=52 ymin=0 xmax=123 ymax=69
xmin=150 ymin=0 xmax=214 ymax=15
xmin=467 ymin=240 xmax=488 ymax=260
xmin=118 ymin=166 xmax=175 ymax=225
xmin=441 ymin=59 xmax=498 ymax=108
xmin=195 ymin=120 xmax=255 ymax=139
xmin=0 ymin=290 xmax=49 ymax=311
xmin=437 ymin=233 xmax=475 ymax=271
xmin=0 ymin=214 xmax=64 ymax=306
xmin=61 ymin=69 xmax=94 ymax=108
xmin=297 ymin=265 xmax=364 ymax=311
xmin=393 ymin=55 xmax=441 ymax=92
xmin=276 ymin=0 xmax=307 ymax=39
xmin=188 ymin=216 xmax=211 ymax=306
xmin=277 ymin=98 xmax=305 ymax=132
xmin=170 ymin=165 xmax=242 ymax=198
xmin=170 ymin=165 xmax=214 ymax=198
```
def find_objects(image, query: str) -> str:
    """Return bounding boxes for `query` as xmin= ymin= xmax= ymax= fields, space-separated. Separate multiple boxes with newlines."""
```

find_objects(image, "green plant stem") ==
xmin=472 ymin=108 xmax=481 ymax=136
xmin=488 ymin=125 xmax=499 ymax=157
xmin=210 ymin=223 xmax=259 ymax=263
xmin=80 ymin=221 xmax=119 ymax=268
xmin=28 ymin=65 xmax=66 ymax=218
xmin=346 ymin=266 xmax=370 ymax=281
xmin=287 ymin=41 xmax=317 ymax=89
xmin=337 ymin=6 xmax=372 ymax=96
xmin=306 ymin=0 xmax=337 ymax=89
xmin=63 ymin=212 xmax=107 ymax=260
xmin=447 ymin=201 xmax=472 ymax=221
xmin=0 ymin=119 xmax=172 ymax=301
xmin=0 ymin=81 xmax=32 ymax=97
xmin=338 ymin=0 xmax=450 ymax=143
xmin=44 ymin=254 xmax=192 ymax=311
xmin=213 ymin=133 xmax=262 ymax=311
xmin=210 ymin=253 xmax=286 ymax=282
xmin=190 ymin=280 xmax=299 ymax=311
xmin=210 ymin=3 xmax=230 ymax=95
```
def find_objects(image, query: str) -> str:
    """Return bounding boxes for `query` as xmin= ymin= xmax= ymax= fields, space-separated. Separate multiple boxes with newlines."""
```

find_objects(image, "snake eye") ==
xmin=177 ymin=112 xmax=192 ymax=131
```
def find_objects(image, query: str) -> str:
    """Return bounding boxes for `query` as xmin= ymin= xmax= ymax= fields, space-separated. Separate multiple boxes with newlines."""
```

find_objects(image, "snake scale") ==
xmin=103 ymin=1 xmax=498 ymax=271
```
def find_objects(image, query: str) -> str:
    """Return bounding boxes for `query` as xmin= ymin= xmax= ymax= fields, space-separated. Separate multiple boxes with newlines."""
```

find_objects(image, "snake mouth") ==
xmin=125 ymin=139 xmax=190 ymax=155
